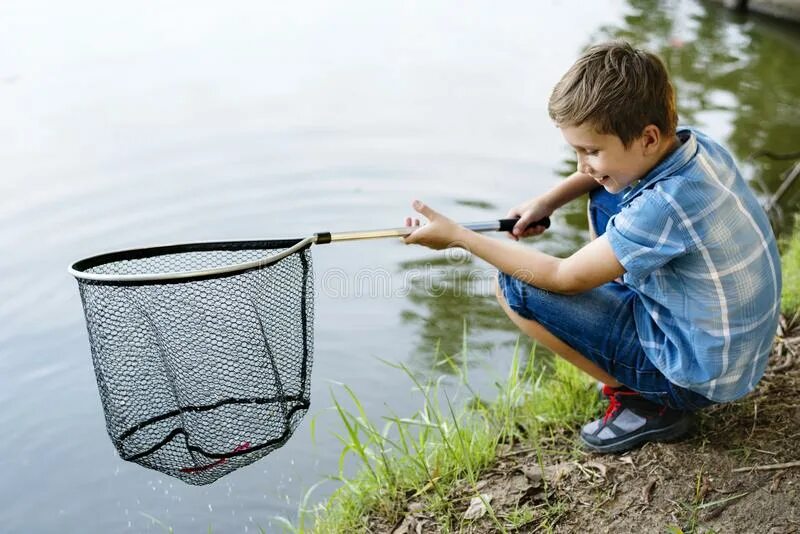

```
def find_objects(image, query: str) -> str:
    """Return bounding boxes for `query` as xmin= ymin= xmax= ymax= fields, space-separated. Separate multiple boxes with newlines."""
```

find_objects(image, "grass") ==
xmin=286 ymin=216 xmax=800 ymax=533
xmin=281 ymin=341 xmax=600 ymax=533
xmin=781 ymin=215 xmax=800 ymax=316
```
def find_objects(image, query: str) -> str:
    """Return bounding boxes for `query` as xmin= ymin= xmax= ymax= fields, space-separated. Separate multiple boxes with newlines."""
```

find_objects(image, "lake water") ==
xmin=2 ymin=1 xmax=799 ymax=532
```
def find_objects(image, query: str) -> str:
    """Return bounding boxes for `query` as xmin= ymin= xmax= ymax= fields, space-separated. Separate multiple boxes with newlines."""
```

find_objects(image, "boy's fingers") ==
xmin=528 ymin=224 xmax=544 ymax=233
xmin=412 ymin=200 xmax=436 ymax=220
xmin=514 ymin=222 xmax=547 ymax=239
xmin=513 ymin=217 xmax=530 ymax=236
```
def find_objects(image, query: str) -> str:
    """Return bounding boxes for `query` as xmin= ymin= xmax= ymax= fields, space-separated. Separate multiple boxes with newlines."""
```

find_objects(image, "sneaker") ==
xmin=580 ymin=386 xmax=693 ymax=453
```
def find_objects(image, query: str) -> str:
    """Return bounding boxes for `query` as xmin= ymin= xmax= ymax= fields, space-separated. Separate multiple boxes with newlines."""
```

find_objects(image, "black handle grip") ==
xmin=498 ymin=217 xmax=551 ymax=233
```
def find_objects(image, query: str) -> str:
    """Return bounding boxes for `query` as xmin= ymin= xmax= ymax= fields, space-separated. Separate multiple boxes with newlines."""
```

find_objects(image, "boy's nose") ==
xmin=577 ymin=159 xmax=592 ymax=175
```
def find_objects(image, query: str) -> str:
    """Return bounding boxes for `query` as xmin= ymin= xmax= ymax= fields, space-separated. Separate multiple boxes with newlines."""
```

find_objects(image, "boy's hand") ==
xmin=403 ymin=200 xmax=465 ymax=250
xmin=505 ymin=196 xmax=554 ymax=241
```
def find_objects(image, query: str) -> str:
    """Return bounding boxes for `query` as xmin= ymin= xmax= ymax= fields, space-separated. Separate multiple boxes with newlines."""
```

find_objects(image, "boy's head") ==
xmin=548 ymin=41 xmax=679 ymax=193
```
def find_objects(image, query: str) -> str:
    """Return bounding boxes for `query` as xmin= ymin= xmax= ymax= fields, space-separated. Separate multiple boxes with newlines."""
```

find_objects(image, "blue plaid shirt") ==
xmin=605 ymin=128 xmax=782 ymax=402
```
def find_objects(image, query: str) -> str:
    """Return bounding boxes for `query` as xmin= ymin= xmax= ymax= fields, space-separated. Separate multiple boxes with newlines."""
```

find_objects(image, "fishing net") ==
xmin=72 ymin=240 xmax=314 ymax=485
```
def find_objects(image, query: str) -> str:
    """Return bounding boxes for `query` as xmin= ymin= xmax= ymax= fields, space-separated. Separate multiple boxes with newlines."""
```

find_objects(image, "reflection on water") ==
xmin=398 ymin=255 xmax=530 ymax=365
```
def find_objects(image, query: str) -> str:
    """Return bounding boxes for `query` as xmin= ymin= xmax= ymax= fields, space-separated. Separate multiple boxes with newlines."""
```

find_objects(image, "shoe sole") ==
xmin=580 ymin=416 xmax=693 ymax=454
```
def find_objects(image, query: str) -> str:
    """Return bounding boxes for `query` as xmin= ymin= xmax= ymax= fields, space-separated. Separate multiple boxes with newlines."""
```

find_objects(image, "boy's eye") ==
xmin=585 ymin=150 xmax=599 ymax=156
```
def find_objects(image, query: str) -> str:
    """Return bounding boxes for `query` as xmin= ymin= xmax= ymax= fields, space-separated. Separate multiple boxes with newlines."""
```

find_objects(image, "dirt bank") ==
xmin=386 ymin=314 xmax=800 ymax=533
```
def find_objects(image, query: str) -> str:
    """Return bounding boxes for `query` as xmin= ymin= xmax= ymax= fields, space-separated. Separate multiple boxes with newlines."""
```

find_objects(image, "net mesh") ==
xmin=74 ymin=242 xmax=314 ymax=485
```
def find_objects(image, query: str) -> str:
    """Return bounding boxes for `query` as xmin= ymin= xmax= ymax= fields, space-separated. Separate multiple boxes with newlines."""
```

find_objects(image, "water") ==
xmin=2 ymin=1 xmax=799 ymax=532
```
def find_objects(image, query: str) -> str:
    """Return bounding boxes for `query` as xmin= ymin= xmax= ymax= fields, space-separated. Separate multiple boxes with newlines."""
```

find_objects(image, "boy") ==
xmin=403 ymin=41 xmax=782 ymax=453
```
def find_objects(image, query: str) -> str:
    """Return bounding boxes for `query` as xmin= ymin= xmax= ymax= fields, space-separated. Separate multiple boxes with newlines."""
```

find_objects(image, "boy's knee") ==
xmin=495 ymin=273 xmax=513 ymax=310
xmin=496 ymin=273 xmax=528 ymax=323
xmin=495 ymin=273 xmax=515 ymax=309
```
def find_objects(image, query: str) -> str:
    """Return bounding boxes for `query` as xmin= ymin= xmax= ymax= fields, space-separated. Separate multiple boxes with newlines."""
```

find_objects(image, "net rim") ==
xmin=69 ymin=236 xmax=315 ymax=285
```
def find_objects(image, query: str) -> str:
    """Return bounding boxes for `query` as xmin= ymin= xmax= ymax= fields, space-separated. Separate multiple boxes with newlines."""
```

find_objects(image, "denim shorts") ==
xmin=497 ymin=187 xmax=715 ymax=412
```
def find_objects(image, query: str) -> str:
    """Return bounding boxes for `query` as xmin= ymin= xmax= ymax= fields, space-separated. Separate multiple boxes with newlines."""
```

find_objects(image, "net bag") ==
xmin=71 ymin=239 xmax=314 ymax=485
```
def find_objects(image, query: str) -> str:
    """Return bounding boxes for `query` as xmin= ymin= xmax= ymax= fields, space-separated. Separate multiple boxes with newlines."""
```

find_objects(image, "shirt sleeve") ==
xmin=605 ymin=192 xmax=689 ymax=280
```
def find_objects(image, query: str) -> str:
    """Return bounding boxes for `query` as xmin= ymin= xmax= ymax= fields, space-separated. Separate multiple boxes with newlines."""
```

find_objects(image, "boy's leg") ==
xmin=494 ymin=188 xmax=708 ymax=453
xmin=496 ymin=187 xmax=632 ymax=390
xmin=495 ymin=272 xmax=703 ymax=453
xmin=495 ymin=282 xmax=621 ymax=387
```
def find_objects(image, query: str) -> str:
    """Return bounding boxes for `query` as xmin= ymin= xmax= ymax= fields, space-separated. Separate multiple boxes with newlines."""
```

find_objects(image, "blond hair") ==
xmin=548 ymin=41 xmax=678 ymax=147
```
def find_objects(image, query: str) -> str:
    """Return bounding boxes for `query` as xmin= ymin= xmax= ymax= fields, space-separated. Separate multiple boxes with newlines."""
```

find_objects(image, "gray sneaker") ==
xmin=580 ymin=386 xmax=693 ymax=453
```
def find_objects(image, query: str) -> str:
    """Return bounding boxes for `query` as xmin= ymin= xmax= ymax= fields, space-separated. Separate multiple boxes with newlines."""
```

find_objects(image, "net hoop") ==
xmin=68 ymin=236 xmax=316 ymax=285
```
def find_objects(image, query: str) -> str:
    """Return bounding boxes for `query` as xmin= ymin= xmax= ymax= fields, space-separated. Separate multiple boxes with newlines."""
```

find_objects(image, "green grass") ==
xmin=285 ymin=218 xmax=800 ymax=533
xmin=282 ymin=342 xmax=599 ymax=533
xmin=781 ymin=215 xmax=800 ymax=316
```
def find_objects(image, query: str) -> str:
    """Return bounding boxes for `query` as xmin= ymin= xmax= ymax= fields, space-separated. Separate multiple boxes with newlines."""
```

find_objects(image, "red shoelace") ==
xmin=602 ymin=386 xmax=621 ymax=423
xmin=601 ymin=385 xmax=640 ymax=423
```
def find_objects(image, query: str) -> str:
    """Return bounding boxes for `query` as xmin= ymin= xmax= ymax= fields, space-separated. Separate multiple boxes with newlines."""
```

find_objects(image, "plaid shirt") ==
xmin=606 ymin=128 xmax=782 ymax=402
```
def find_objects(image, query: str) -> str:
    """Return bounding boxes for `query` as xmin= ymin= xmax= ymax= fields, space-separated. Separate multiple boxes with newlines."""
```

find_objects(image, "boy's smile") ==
xmin=560 ymin=123 xmax=678 ymax=194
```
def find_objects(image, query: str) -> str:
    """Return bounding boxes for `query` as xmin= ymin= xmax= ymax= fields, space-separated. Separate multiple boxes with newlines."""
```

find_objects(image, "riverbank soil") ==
xmin=387 ymin=314 xmax=800 ymax=533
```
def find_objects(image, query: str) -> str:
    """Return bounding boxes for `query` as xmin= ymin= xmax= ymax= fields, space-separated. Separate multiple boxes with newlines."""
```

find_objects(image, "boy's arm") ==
xmin=508 ymin=172 xmax=600 ymax=239
xmin=405 ymin=200 xmax=624 ymax=295
xmin=540 ymin=171 xmax=601 ymax=209
xmin=460 ymin=230 xmax=624 ymax=294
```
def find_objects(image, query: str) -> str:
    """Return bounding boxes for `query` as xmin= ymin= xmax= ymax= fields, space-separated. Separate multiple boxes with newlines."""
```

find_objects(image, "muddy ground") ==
xmin=385 ymin=315 xmax=800 ymax=534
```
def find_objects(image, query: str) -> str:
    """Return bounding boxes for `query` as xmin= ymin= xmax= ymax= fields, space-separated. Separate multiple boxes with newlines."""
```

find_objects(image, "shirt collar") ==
xmin=619 ymin=127 xmax=698 ymax=206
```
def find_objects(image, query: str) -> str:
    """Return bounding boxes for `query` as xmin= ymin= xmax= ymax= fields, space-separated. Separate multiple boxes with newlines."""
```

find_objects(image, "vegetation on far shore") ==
xmin=284 ymin=215 xmax=800 ymax=533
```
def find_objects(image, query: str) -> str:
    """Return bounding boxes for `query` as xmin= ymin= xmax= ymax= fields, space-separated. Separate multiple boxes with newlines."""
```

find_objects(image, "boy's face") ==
xmin=560 ymin=123 xmax=654 ymax=194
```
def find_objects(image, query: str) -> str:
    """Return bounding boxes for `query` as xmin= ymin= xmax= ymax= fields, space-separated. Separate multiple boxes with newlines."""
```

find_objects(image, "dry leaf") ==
xmin=463 ymin=494 xmax=493 ymax=520
xmin=522 ymin=462 xmax=575 ymax=485
xmin=546 ymin=462 xmax=576 ymax=483
xmin=585 ymin=461 xmax=609 ymax=479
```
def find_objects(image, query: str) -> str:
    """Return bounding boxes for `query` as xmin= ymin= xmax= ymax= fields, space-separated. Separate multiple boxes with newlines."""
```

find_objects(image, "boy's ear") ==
xmin=640 ymin=124 xmax=662 ymax=155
